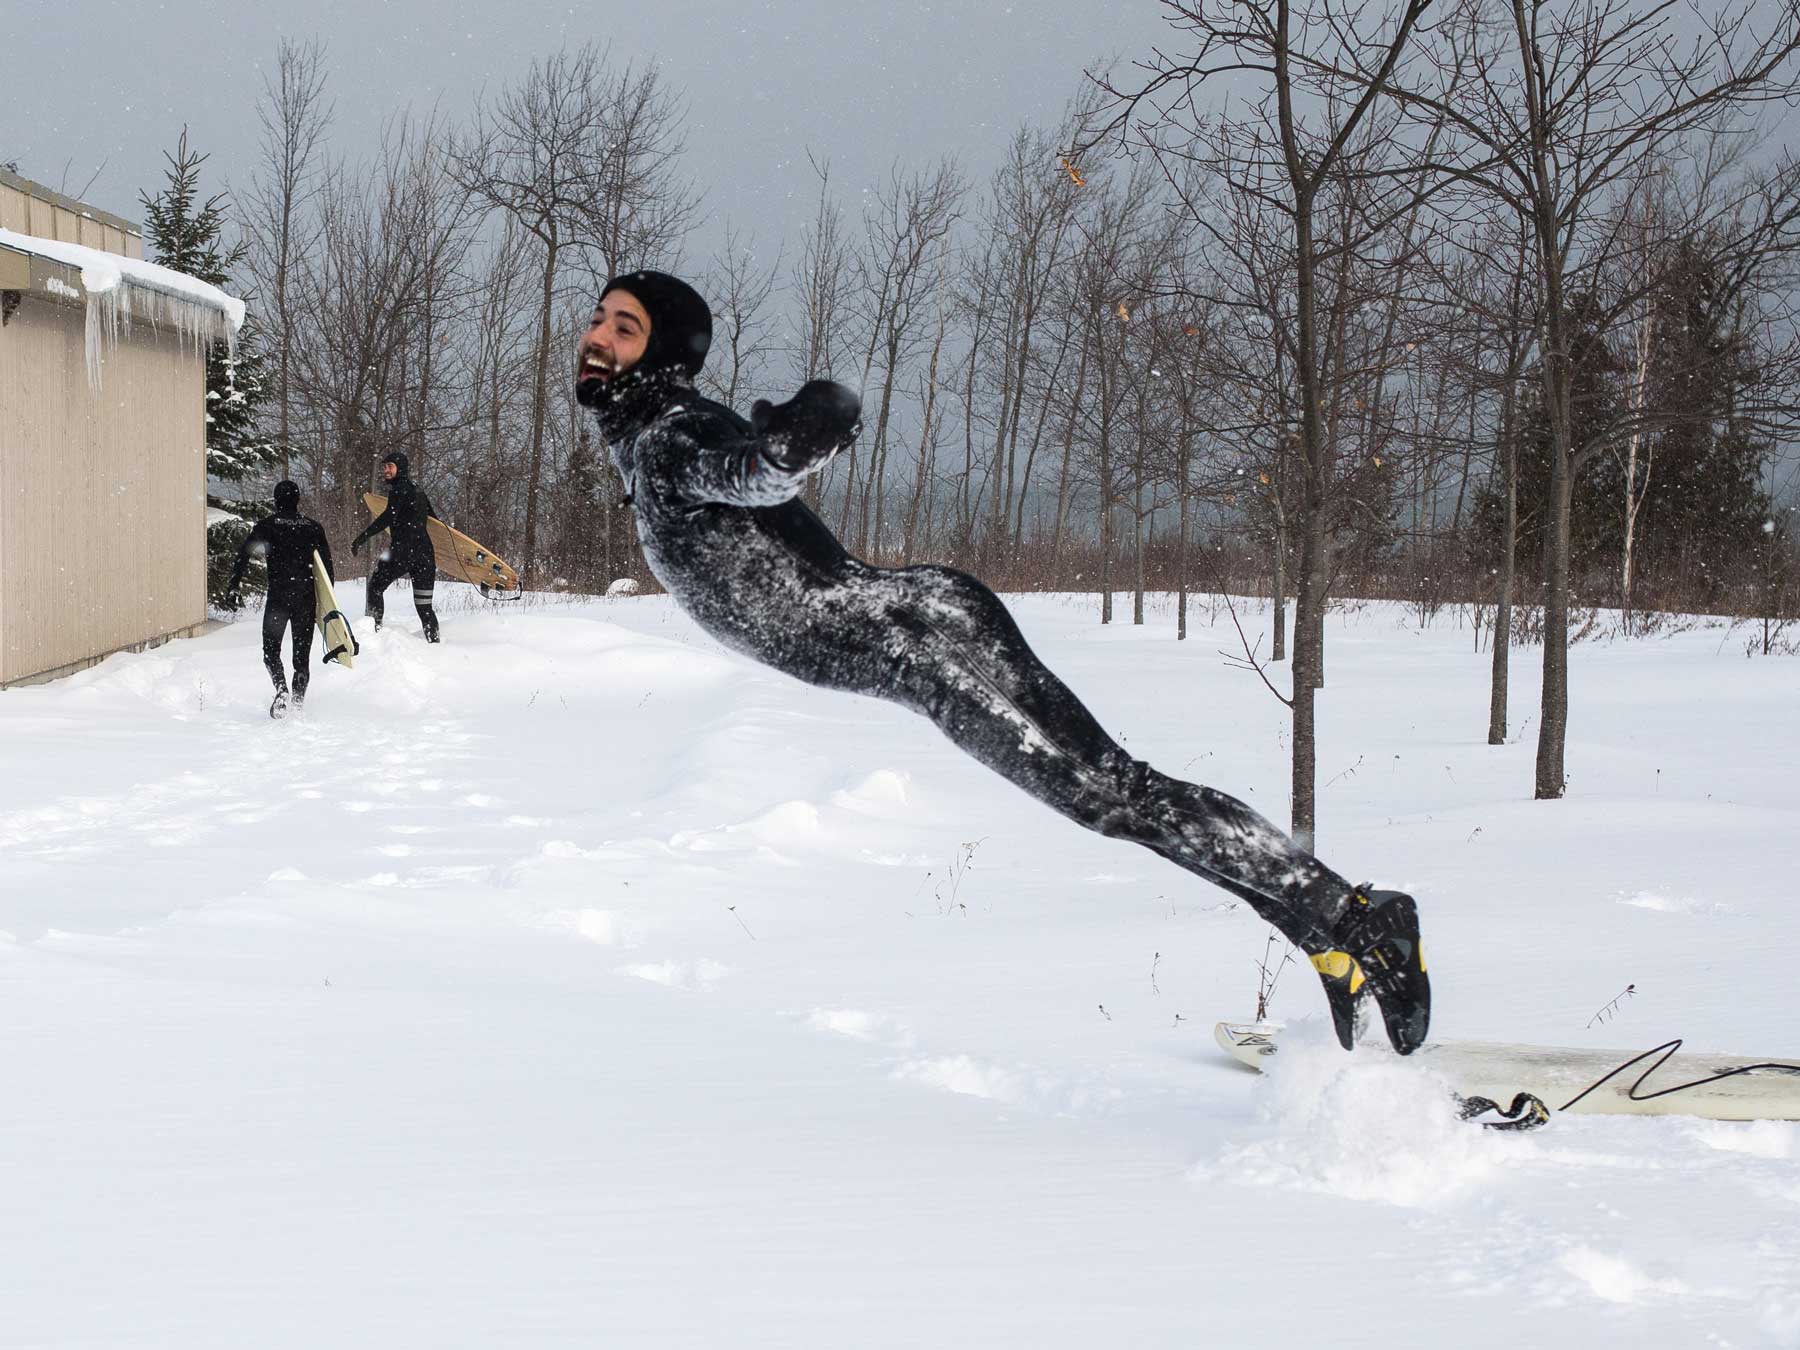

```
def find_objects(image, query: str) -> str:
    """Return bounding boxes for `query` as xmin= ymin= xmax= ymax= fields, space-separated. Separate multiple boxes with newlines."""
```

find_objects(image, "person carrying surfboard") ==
xmin=225 ymin=480 xmax=335 ymax=719
xmin=351 ymin=452 xmax=441 ymax=643
xmin=576 ymin=270 xmax=1430 ymax=1055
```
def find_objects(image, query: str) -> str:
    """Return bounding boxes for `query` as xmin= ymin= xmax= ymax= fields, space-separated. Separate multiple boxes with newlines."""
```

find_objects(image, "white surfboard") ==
xmin=1215 ymin=1021 xmax=1800 ymax=1122
xmin=313 ymin=550 xmax=358 ymax=669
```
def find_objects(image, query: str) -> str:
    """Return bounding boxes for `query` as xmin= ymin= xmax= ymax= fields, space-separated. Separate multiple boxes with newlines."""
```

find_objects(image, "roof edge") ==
xmin=0 ymin=168 xmax=142 ymax=238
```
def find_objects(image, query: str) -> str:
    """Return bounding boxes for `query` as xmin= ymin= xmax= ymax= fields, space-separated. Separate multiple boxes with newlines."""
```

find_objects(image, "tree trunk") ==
xmin=522 ymin=239 xmax=558 ymax=587
xmin=1099 ymin=432 xmax=1114 ymax=624
xmin=1488 ymin=381 xmax=1517 ymax=745
xmin=1133 ymin=477 xmax=1146 ymax=625
xmin=1049 ymin=347 xmax=1088 ymax=573
xmin=1177 ymin=481 xmax=1191 ymax=641
xmin=1290 ymin=497 xmax=1329 ymax=849
xmin=1271 ymin=501 xmax=1288 ymax=663
xmin=1535 ymin=443 xmax=1573 ymax=798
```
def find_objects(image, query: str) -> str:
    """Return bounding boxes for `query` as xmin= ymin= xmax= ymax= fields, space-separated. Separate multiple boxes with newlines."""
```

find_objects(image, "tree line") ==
xmin=129 ymin=10 xmax=1800 ymax=838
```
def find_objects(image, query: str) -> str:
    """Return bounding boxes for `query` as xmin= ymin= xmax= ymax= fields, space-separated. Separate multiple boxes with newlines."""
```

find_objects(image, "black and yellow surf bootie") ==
xmin=1311 ymin=886 xmax=1430 ymax=1055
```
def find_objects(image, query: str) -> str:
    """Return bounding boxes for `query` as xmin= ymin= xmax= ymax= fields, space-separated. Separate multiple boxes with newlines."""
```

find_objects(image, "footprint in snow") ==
xmin=617 ymin=959 xmax=730 ymax=991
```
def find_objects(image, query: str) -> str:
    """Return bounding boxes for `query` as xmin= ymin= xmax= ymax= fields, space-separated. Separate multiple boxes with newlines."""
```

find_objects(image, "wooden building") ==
xmin=0 ymin=170 xmax=242 ymax=687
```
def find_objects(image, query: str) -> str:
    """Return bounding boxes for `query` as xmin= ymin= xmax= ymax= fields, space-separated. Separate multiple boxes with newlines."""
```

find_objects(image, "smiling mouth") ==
xmin=581 ymin=352 xmax=621 ymax=381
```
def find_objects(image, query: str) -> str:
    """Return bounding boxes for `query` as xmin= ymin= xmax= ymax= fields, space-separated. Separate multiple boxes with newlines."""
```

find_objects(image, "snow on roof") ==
xmin=0 ymin=226 xmax=244 ymax=329
xmin=0 ymin=225 xmax=244 ymax=390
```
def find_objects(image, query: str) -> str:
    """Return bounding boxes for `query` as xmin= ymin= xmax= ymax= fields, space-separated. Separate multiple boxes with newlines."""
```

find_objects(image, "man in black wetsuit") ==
xmin=226 ymin=480 xmax=333 ymax=719
xmin=576 ymin=270 xmax=1430 ymax=1055
xmin=350 ymin=451 xmax=441 ymax=643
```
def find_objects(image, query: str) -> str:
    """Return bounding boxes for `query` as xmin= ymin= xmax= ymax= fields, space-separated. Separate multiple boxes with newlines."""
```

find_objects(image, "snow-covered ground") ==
xmin=2 ymin=587 xmax=1796 ymax=1348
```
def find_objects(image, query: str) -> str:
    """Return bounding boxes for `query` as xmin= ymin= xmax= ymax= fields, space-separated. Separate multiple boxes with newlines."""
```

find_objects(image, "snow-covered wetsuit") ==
xmin=597 ymin=370 xmax=1355 ymax=950
xmin=229 ymin=500 xmax=333 ymax=701
xmin=353 ymin=452 xmax=440 ymax=641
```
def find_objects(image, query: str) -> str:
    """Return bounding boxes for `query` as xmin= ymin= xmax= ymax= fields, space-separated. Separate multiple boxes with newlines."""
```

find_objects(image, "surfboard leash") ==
xmin=1458 ymin=1039 xmax=1800 ymax=1130
xmin=1553 ymin=1038 xmax=1800 ymax=1113
xmin=320 ymin=610 xmax=360 ymax=664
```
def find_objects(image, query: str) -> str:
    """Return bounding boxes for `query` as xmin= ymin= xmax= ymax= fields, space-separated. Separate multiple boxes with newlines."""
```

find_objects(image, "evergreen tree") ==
xmin=1474 ymin=291 xmax=1621 ymax=590
xmin=1589 ymin=237 xmax=1771 ymax=607
xmin=549 ymin=424 xmax=610 ymax=591
xmin=1474 ymin=242 xmax=1775 ymax=613
xmin=140 ymin=129 xmax=279 ymax=605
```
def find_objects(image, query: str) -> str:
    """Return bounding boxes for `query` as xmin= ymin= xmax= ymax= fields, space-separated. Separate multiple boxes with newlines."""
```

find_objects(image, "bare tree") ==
xmin=1063 ymin=166 xmax=1164 ymax=625
xmin=842 ymin=159 xmax=965 ymax=558
xmin=969 ymin=124 xmax=1085 ymax=570
xmin=454 ymin=44 xmax=696 ymax=584
xmin=455 ymin=218 xmax=537 ymax=545
xmin=242 ymin=37 xmax=333 ymax=480
xmin=1086 ymin=0 xmax=1433 ymax=849
xmin=290 ymin=115 xmax=474 ymax=552
xmin=699 ymin=223 xmax=782 ymax=408
xmin=1388 ymin=0 xmax=1800 ymax=798
xmin=789 ymin=153 xmax=854 ymax=512
xmin=900 ymin=296 xmax=952 ymax=562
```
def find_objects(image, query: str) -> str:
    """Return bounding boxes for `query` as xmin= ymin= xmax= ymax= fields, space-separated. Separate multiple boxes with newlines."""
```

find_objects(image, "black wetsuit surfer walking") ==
xmin=352 ymin=452 xmax=441 ymax=643
xmin=227 ymin=480 xmax=335 ymax=719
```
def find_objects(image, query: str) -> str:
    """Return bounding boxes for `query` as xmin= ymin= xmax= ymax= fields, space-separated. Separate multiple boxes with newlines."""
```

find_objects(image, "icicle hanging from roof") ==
xmin=0 ymin=225 xmax=244 ymax=391
xmin=82 ymin=275 xmax=237 ymax=389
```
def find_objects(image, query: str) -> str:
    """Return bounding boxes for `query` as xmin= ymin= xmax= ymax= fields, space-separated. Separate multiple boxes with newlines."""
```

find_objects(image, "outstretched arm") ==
xmin=654 ymin=381 xmax=862 ymax=509
xmin=352 ymin=504 xmax=392 ymax=555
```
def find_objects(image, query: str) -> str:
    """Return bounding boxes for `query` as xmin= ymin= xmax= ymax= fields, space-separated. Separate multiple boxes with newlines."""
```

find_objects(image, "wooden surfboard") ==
xmin=363 ymin=492 xmax=521 ymax=597
xmin=312 ymin=549 xmax=358 ymax=668
xmin=1215 ymin=1020 xmax=1800 ymax=1122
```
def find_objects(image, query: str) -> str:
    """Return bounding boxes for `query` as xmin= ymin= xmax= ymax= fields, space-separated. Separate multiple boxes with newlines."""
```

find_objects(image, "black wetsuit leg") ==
xmin=407 ymin=557 xmax=439 ymax=642
xmin=366 ymin=556 xmax=404 ymax=629
xmin=826 ymin=565 xmax=1348 ymax=949
xmin=263 ymin=584 xmax=316 ymax=698
xmin=289 ymin=592 xmax=316 ymax=701
xmin=261 ymin=601 xmax=293 ymax=694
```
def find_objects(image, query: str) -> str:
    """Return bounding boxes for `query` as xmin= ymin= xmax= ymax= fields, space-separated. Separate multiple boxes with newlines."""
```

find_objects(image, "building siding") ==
xmin=0 ymin=294 xmax=206 ymax=684
xmin=0 ymin=175 xmax=144 ymax=261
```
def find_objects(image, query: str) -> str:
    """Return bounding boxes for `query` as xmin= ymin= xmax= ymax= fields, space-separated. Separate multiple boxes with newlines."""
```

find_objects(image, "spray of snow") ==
xmin=1194 ymin=1023 xmax=1516 ymax=1208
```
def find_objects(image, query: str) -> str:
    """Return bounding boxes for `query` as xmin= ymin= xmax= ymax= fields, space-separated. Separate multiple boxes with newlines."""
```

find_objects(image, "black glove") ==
xmin=223 ymin=588 xmax=241 ymax=612
xmin=753 ymin=380 xmax=862 ymax=474
xmin=351 ymin=534 xmax=365 ymax=558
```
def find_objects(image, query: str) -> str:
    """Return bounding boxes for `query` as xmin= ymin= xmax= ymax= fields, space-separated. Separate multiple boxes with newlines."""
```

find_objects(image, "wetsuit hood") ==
xmin=599 ymin=271 xmax=712 ymax=378
xmin=273 ymin=480 xmax=301 ymax=514
xmin=383 ymin=451 xmax=411 ymax=481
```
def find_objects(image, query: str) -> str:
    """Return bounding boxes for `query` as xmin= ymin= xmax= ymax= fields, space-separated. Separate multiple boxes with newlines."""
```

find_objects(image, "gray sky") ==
xmin=12 ymin=0 xmax=1174 ymax=265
